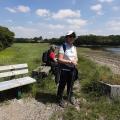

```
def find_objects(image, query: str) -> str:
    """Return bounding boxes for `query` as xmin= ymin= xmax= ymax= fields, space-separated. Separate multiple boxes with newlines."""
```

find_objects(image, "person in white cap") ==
xmin=57 ymin=30 xmax=78 ymax=107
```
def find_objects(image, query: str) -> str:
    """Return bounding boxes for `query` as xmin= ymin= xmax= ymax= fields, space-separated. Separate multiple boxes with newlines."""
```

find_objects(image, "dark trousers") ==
xmin=57 ymin=69 xmax=74 ymax=101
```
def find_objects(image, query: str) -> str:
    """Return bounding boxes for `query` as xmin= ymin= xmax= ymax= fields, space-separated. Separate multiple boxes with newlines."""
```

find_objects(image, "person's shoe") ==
xmin=69 ymin=97 xmax=76 ymax=105
xmin=58 ymin=100 xmax=65 ymax=108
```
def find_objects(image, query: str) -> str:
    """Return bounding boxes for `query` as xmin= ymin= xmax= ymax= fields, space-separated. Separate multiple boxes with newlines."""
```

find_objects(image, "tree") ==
xmin=0 ymin=26 xmax=15 ymax=50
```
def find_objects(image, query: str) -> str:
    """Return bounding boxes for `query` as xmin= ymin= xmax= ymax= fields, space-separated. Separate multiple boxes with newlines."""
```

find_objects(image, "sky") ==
xmin=0 ymin=0 xmax=120 ymax=38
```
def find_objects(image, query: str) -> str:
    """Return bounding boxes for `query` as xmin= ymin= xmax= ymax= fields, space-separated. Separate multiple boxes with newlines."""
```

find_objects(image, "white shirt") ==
xmin=59 ymin=42 xmax=78 ymax=61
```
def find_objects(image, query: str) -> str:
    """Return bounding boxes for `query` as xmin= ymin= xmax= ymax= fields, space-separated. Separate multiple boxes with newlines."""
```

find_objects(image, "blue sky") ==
xmin=0 ymin=0 xmax=120 ymax=38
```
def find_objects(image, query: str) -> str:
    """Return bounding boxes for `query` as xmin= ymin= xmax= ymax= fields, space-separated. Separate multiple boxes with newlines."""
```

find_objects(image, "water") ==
xmin=106 ymin=47 xmax=120 ymax=55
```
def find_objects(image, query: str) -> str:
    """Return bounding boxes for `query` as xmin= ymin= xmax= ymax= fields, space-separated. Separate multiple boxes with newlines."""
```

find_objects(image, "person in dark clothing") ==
xmin=48 ymin=45 xmax=59 ymax=84
xmin=57 ymin=30 xmax=78 ymax=108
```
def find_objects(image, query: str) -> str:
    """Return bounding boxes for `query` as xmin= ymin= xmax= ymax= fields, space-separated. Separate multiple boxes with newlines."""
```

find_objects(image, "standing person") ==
xmin=57 ymin=30 xmax=78 ymax=107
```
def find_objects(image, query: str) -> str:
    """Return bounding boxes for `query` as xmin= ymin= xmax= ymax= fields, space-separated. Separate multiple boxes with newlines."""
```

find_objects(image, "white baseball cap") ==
xmin=66 ymin=30 xmax=75 ymax=36
xmin=66 ymin=30 xmax=76 ymax=38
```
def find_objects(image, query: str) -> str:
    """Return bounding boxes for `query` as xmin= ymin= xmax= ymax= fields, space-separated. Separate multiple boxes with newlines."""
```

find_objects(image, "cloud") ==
xmin=98 ymin=0 xmax=114 ymax=3
xmin=5 ymin=7 xmax=16 ymax=13
xmin=90 ymin=4 xmax=103 ymax=15
xmin=107 ymin=20 xmax=120 ymax=31
xmin=5 ymin=5 xmax=30 ymax=13
xmin=52 ymin=9 xmax=80 ymax=19
xmin=66 ymin=19 xmax=87 ymax=28
xmin=36 ymin=9 xmax=50 ymax=17
xmin=10 ymin=26 xmax=39 ymax=38
xmin=17 ymin=5 xmax=30 ymax=13
xmin=48 ymin=24 xmax=64 ymax=29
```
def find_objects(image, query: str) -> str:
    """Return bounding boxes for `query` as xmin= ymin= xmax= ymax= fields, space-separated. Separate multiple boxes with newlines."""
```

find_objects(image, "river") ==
xmin=105 ymin=47 xmax=120 ymax=55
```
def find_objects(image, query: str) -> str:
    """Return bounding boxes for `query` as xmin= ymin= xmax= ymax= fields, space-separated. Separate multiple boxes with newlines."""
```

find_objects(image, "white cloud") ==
xmin=5 ymin=5 xmax=30 ymax=13
xmin=17 ymin=5 xmax=30 ymax=13
xmin=36 ymin=9 xmax=50 ymax=17
xmin=90 ymin=4 xmax=102 ymax=11
xmin=5 ymin=7 xmax=16 ymax=13
xmin=90 ymin=4 xmax=103 ymax=15
xmin=98 ymin=0 xmax=114 ymax=3
xmin=52 ymin=9 xmax=80 ymax=19
xmin=67 ymin=19 xmax=87 ymax=28
xmin=48 ymin=24 xmax=64 ymax=29
xmin=107 ymin=20 xmax=120 ymax=31
xmin=10 ymin=26 xmax=39 ymax=38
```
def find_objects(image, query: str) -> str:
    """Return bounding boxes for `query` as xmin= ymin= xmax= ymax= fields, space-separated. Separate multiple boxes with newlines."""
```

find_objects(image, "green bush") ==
xmin=0 ymin=26 xmax=15 ymax=49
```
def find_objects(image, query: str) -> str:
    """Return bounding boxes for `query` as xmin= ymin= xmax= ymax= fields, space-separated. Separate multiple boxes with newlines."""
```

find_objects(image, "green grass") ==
xmin=0 ymin=43 xmax=49 ymax=71
xmin=60 ymin=95 xmax=120 ymax=120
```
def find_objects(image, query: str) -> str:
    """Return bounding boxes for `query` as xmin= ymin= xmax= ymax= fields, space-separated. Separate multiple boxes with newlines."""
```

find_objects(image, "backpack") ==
xmin=42 ymin=50 xmax=50 ymax=65
xmin=62 ymin=43 xmax=66 ymax=53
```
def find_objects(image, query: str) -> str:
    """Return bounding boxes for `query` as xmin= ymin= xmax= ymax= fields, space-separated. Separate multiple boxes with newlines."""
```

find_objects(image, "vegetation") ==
xmin=15 ymin=34 xmax=120 ymax=47
xmin=15 ymin=36 xmax=43 ymax=43
xmin=74 ymin=35 xmax=120 ymax=46
xmin=0 ymin=43 xmax=120 ymax=120
xmin=0 ymin=26 xmax=15 ymax=50
xmin=43 ymin=34 xmax=120 ymax=46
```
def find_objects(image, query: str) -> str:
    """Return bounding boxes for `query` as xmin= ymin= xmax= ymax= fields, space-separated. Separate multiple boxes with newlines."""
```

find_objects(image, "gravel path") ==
xmin=0 ymin=97 xmax=64 ymax=120
xmin=0 ymin=80 xmax=81 ymax=120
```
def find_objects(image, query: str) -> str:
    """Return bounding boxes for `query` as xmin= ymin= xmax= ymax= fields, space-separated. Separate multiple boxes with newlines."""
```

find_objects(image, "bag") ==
xmin=42 ymin=50 xmax=50 ymax=65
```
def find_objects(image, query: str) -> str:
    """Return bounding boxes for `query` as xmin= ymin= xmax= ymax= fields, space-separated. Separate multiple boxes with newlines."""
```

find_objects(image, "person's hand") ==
xmin=71 ymin=60 xmax=77 ymax=66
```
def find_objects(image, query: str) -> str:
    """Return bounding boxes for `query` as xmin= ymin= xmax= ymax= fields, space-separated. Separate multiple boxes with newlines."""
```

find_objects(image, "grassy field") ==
xmin=0 ymin=43 xmax=120 ymax=120
xmin=0 ymin=43 xmax=49 ymax=71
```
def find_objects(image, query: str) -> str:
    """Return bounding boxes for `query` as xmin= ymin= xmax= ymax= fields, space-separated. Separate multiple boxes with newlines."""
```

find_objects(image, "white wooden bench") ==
xmin=0 ymin=63 xmax=36 ymax=98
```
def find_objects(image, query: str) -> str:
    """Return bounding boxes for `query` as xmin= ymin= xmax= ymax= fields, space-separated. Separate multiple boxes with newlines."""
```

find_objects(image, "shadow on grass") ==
xmin=35 ymin=92 xmax=57 ymax=104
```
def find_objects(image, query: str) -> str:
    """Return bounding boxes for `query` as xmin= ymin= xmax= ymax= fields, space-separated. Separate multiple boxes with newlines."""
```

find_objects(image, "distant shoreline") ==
xmin=82 ymin=48 xmax=120 ymax=75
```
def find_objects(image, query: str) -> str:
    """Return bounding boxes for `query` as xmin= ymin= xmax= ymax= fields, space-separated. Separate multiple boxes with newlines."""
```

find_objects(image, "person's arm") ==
xmin=71 ymin=47 xmax=78 ymax=66
xmin=58 ymin=53 xmax=72 ymax=64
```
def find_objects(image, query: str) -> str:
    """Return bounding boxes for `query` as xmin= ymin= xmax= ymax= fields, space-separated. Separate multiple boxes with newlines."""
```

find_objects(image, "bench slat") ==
xmin=0 ymin=69 xmax=28 ymax=78
xmin=0 ymin=64 xmax=28 ymax=71
xmin=0 ymin=76 xmax=36 ymax=91
xmin=17 ymin=77 xmax=36 ymax=86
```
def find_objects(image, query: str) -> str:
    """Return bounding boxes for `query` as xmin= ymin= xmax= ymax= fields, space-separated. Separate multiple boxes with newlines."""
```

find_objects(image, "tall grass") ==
xmin=0 ymin=43 xmax=49 ymax=71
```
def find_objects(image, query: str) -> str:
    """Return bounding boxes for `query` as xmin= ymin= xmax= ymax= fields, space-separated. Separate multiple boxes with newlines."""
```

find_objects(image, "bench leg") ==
xmin=0 ymin=92 xmax=4 ymax=101
xmin=16 ymin=87 xmax=22 ymax=99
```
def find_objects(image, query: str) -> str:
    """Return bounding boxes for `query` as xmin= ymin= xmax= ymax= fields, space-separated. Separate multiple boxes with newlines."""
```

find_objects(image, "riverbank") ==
xmin=80 ymin=48 xmax=120 ymax=75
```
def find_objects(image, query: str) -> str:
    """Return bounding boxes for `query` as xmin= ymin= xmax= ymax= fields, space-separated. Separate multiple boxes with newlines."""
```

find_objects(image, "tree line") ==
xmin=0 ymin=26 xmax=14 ymax=50
xmin=46 ymin=35 xmax=120 ymax=46
xmin=1 ymin=25 xmax=120 ymax=51
xmin=15 ymin=36 xmax=43 ymax=43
